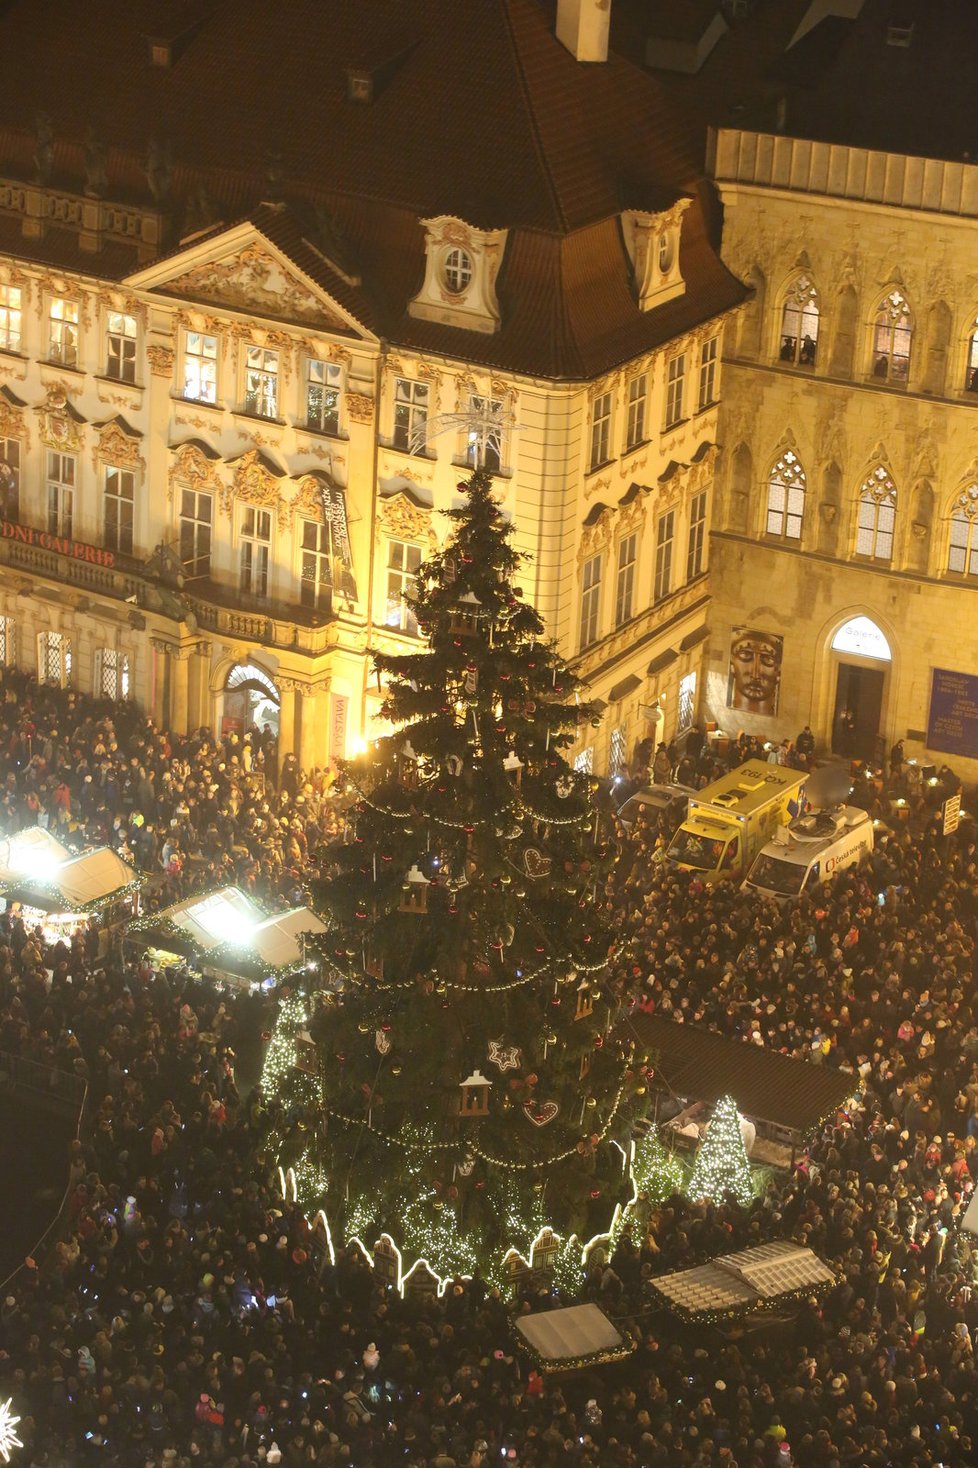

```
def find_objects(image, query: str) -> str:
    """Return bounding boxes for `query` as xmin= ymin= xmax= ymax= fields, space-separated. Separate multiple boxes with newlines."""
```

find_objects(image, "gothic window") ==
xmin=966 ymin=316 xmax=978 ymax=394
xmin=779 ymin=275 xmax=819 ymax=366
xmin=856 ymin=465 xmax=897 ymax=561
xmin=766 ymin=449 xmax=806 ymax=540
xmin=948 ymin=485 xmax=978 ymax=577
xmin=872 ymin=289 xmax=913 ymax=383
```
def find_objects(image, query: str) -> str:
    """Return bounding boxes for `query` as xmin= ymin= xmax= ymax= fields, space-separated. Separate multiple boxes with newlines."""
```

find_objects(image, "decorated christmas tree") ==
xmin=686 ymin=1094 xmax=754 ymax=1208
xmin=273 ymin=470 xmax=638 ymax=1277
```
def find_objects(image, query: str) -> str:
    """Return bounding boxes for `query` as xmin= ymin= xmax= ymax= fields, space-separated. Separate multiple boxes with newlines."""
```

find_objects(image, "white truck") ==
xmin=742 ymin=804 xmax=874 ymax=902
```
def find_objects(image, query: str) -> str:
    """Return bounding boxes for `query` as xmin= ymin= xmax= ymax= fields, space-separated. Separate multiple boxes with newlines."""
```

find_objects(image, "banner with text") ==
xmin=927 ymin=668 xmax=978 ymax=758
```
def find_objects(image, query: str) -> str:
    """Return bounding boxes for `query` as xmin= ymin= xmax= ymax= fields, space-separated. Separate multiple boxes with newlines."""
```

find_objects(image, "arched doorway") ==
xmin=829 ymin=616 xmax=891 ymax=761
xmin=222 ymin=662 xmax=281 ymax=739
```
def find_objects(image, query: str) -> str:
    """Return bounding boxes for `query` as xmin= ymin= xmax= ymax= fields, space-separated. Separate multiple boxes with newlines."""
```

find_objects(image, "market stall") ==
xmin=0 ymin=829 xmax=143 ymax=949
xmin=128 ymin=885 xmax=328 ymax=989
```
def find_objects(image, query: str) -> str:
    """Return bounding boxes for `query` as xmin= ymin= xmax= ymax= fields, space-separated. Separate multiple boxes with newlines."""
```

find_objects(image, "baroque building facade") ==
xmin=706 ymin=126 xmax=978 ymax=770
xmin=0 ymin=0 xmax=743 ymax=776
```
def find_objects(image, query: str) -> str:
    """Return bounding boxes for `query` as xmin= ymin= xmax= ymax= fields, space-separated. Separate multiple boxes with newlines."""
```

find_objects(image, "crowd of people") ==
xmin=0 ymin=671 xmax=975 ymax=1464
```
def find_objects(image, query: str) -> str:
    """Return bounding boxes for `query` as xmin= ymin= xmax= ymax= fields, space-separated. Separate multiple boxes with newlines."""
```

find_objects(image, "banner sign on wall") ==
xmin=927 ymin=668 xmax=978 ymax=758
xmin=317 ymin=482 xmax=358 ymax=601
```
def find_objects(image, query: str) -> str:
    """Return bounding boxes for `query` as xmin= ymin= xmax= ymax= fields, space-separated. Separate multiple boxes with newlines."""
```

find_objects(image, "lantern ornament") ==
xmin=574 ymin=980 xmax=594 ymax=1022
xmin=459 ymin=1068 xmax=492 ymax=1117
xmin=399 ymin=864 xmax=430 ymax=914
xmin=503 ymin=749 xmax=523 ymax=787
xmin=294 ymin=1029 xmax=318 ymax=1075
xmin=449 ymin=588 xmax=484 ymax=636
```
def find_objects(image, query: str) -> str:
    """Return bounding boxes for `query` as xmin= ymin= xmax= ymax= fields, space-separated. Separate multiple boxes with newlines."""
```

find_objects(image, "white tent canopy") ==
xmin=0 ymin=827 xmax=139 ymax=910
xmin=0 ymin=828 xmax=71 ymax=885
xmin=55 ymin=849 xmax=139 ymax=908
xmin=514 ymin=1303 xmax=629 ymax=1371
xmin=654 ymin=1241 xmax=836 ymax=1320
xmin=153 ymin=886 xmax=327 ymax=973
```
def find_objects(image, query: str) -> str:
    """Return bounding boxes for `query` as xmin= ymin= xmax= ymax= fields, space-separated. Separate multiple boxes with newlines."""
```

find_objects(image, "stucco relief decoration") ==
xmin=578 ymin=506 xmax=614 ymax=562
xmin=95 ymin=289 xmax=146 ymax=326
xmin=289 ymin=475 xmax=326 ymax=527
xmin=346 ymin=392 xmax=374 ymax=424
xmin=92 ymin=418 xmax=145 ymax=473
xmin=453 ymin=371 xmax=477 ymax=411
xmin=377 ymin=492 xmax=435 ymax=546
xmin=168 ymin=441 xmax=223 ymax=505
xmin=34 ymin=273 xmax=90 ymax=329
xmin=0 ymin=395 xmax=28 ymax=448
xmin=35 ymin=384 xmax=83 ymax=452
xmin=165 ymin=244 xmax=347 ymax=331
xmin=416 ymin=361 xmax=442 ymax=412
xmin=147 ymin=344 xmax=175 ymax=378
xmin=228 ymin=448 xmax=288 ymax=528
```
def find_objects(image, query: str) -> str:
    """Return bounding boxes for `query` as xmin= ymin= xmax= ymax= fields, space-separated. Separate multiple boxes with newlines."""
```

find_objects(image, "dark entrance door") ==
xmin=832 ymin=663 xmax=885 ymax=761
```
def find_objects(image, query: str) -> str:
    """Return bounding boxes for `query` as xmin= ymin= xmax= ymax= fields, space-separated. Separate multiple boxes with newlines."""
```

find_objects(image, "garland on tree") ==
xmin=264 ymin=470 xmax=646 ymax=1278
xmin=686 ymin=1093 xmax=754 ymax=1209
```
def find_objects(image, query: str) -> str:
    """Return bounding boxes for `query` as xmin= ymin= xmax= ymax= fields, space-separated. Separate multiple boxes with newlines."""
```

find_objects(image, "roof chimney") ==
xmin=556 ymin=0 xmax=611 ymax=63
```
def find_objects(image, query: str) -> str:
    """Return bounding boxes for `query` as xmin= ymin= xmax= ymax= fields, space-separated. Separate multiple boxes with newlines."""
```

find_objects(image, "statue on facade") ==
xmin=83 ymin=128 xmax=109 ymax=198
xmin=33 ymin=112 xmax=54 ymax=185
xmin=145 ymin=137 xmax=172 ymax=205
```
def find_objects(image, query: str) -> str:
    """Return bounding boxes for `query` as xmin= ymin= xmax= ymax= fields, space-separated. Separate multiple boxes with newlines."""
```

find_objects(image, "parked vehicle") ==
xmin=617 ymin=783 xmax=698 ymax=833
xmin=743 ymin=804 xmax=874 ymax=902
xmin=666 ymin=761 xmax=808 ymax=882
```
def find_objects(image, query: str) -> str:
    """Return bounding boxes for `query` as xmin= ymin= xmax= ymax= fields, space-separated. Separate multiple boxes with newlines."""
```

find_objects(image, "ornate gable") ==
xmin=162 ymin=242 xmax=348 ymax=330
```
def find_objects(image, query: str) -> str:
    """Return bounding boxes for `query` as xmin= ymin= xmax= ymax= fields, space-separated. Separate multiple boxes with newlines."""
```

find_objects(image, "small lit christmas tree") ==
xmin=686 ymin=1094 xmax=753 ymax=1208
xmin=631 ymin=1128 xmax=685 ymax=1206
xmin=268 ymin=469 xmax=637 ymax=1278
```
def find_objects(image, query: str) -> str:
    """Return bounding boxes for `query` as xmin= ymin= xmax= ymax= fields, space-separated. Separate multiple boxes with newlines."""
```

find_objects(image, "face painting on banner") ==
xmin=727 ymin=626 xmax=783 ymax=716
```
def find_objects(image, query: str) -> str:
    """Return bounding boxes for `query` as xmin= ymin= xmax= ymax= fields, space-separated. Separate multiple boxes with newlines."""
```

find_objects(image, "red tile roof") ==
xmin=0 ymin=0 xmax=746 ymax=376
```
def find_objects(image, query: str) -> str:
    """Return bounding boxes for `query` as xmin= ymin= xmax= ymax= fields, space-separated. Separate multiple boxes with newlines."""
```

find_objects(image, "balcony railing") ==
xmin=0 ymin=523 xmax=337 ymax=656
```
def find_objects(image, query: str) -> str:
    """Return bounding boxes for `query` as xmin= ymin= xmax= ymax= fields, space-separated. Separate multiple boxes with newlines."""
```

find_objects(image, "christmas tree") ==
xmin=274 ymin=470 xmax=636 ymax=1277
xmin=686 ymin=1094 xmax=754 ymax=1208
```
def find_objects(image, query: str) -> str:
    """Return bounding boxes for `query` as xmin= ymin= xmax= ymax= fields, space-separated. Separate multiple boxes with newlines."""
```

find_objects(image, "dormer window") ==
xmin=622 ymin=202 xmax=691 ymax=312
xmin=443 ymin=248 xmax=473 ymax=295
xmin=410 ymin=216 xmax=508 ymax=335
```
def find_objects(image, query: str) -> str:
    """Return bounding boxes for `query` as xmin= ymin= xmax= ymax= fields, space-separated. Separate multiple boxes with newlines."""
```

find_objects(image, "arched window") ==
xmin=766 ymin=449 xmax=806 ymax=539
xmin=948 ymin=484 xmax=978 ymax=576
xmin=966 ymin=315 xmax=978 ymax=393
xmin=856 ymin=466 xmax=897 ymax=561
xmin=779 ymin=275 xmax=819 ymax=366
xmin=872 ymin=289 xmax=913 ymax=383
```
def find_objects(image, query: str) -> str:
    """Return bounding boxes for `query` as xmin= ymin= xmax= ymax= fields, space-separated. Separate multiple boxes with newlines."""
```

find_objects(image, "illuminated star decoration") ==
xmin=0 ymin=1399 xmax=22 ymax=1462
xmin=487 ymin=1039 xmax=522 ymax=1073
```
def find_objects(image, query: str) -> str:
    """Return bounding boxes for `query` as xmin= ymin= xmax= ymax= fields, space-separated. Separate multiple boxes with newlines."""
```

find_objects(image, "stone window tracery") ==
xmin=779 ymin=275 xmax=819 ymax=366
xmin=766 ymin=449 xmax=806 ymax=540
xmin=856 ymin=465 xmax=897 ymax=561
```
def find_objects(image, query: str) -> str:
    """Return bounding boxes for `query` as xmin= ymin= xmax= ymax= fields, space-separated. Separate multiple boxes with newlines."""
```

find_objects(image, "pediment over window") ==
xmin=409 ymin=215 xmax=508 ymax=335
xmin=127 ymin=223 xmax=374 ymax=338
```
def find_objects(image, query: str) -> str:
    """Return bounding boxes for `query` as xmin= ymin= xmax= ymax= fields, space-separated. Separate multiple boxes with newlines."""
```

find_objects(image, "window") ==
xmin=38 ymin=631 xmax=71 ymax=687
xmin=465 ymin=395 xmax=502 ymax=472
xmin=872 ymin=289 xmax=912 ymax=383
xmin=103 ymin=465 xmax=135 ymax=555
xmin=244 ymin=345 xmax=279 ymax=418
xmin=698 ymin=336 xmax=719 ymax=409
xmin=664 ymin=354 xmax=685 ymax=429
xmin=46 ymin=451 xmax=74 ymax=537
xmin=49 ymin=298 xmax=79 ymax=367
xmin=687 ymin=490 xmax=707 ymax=580
xmin=678 ymin=671 xmax=696 ymax=732
xmin=393 ymin=378 xmax=430 ymax=455
xmin=95 ymin=649 xmax=130 ymax=700
xmin=386 ymin=539 xmax=422 ymax=634
xmin=0 ymin=285 xmax=22 ymax=353
xmin=240 ymin=507 xmax=272 ymax=597
xmin=615 ymin=532 xmax=637 ymax=626
xmin=580 ymin=553 xmax=602 ymax=649
xmin=766 ymin=449 xmax=806 ymax=540
xmin=574 ymin=747 xmax=594 ymax=775
xmin=779 ymin=275 xmax=819 ymax=366
xmin=654 ymin=510 xmax=674 ymax=602
xmin=0 ymin=617 xmax=13 ymax=667
xmin=305 ymin=359 xmax=341 ymax=435
xmin=443 ymin=248 xmax=472 ymax=295
xmin=625 ymin=374 xmax=647 ymax=451
xmin=967 ymin=317 xmax=978 ymax=393
xmin=179 ymin=487 xmax=212 ymax=578
xmin=106 ymin=312 xmax=137 ymax=383
xmin=300 ymin=519 xmax=332 ymax=613
xmin=856 ymin=465 xmax=897 ymax=561
xmin=184 ymin=331 xmax=218 ymax=403
xmin=948 ymin=485 xmax=978 ymax=576
xmin=658 ymin=232 xmax=675 ymax=274
xmin=610 ymin=725 xmax=627 ymax=775
xmin=589 ymin=391 xmax=612 ymax=471
xmin=0 ymin=438 xmax=20 ymax=521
